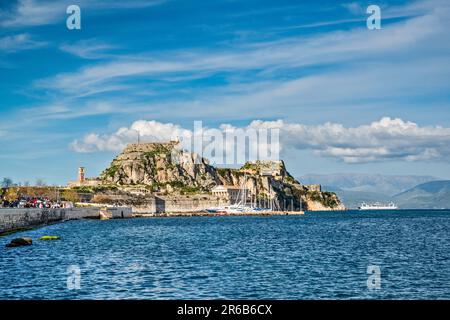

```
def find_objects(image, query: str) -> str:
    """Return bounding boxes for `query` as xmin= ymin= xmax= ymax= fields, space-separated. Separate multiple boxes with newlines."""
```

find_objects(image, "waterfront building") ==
xmin=212 ymin=185 xmax=245 ymax=203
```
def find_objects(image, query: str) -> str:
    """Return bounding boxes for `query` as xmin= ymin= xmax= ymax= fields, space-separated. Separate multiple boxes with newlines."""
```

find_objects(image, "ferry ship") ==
xmin=358 ymin=202 xmax=398 ymax=210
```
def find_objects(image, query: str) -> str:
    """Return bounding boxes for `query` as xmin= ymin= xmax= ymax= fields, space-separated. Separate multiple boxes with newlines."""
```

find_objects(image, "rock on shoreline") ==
xmin=6 ymin=237 xmax=33 ymax=247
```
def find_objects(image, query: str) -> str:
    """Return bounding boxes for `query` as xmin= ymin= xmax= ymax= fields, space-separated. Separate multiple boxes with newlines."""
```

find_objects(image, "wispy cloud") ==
xmin=35 ymin=4 xmax=447 ymax=98
xmin=0 ymin=0 xmax=64 ymax=28
xmin=0 ymin=33 xmax=46 ymax=52
xmin=0 ymin=0 xmax=167 ymax=28
xmin=271 ymin=0 xmax=436 ymax=32
xmin=59 ymin=39 xmax=116 ymax=59
xmin=342 ymin=2 xmax=366 ymax=15
xmin=23 ymin=1 xmax=449 ymax=125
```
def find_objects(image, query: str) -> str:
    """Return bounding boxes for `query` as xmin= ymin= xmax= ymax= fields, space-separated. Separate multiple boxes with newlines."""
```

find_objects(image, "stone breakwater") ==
xmin=0 ymin=207 xmax=132 ymax=235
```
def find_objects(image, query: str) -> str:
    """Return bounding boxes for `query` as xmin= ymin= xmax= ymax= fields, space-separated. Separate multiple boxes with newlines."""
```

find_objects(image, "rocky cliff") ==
xmin=98 ymin=142 xmax=344 ymax=211
xmin=101 ymin=142 xmax=219 ymax=191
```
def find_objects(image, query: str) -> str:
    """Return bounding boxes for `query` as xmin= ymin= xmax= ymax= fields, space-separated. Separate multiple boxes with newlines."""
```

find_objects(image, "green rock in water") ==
xmin=39 ymin=236 xmax=60 ymax=241
xmin=6 ymin=237 xmax=33 ymax=247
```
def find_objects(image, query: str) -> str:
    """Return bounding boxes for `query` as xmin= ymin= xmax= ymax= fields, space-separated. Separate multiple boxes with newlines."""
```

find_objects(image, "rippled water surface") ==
xmin=1 ymin=210 xmax=450 ymax=299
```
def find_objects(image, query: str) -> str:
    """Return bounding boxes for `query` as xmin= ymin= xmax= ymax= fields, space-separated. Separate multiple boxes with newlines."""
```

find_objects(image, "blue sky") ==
xmin=1 ymin=0 xmax=450 ymax=185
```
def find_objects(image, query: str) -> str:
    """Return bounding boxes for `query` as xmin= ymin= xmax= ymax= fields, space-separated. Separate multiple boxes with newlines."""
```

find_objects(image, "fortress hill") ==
xmin=67 ymin=142 xmax=343 ymax=212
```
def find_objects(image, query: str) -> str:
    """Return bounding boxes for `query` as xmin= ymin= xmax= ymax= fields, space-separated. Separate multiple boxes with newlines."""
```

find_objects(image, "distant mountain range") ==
xmin=394 ymin=181 xmax=450 ymax=209
xmin=299 ymin=174 xmax=450 ymax=209
xmin=300 ymin=173 xmax=436 ymax=195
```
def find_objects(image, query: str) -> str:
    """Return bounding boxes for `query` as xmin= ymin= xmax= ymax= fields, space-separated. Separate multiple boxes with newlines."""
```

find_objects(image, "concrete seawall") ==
xmin=0 ymin=207 xmax=132 ymax=235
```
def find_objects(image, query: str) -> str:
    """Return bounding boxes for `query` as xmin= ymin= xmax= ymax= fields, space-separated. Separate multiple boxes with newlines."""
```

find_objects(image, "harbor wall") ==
xmin=133 ymin=197 xmax=225 ymax=214
xmin=0 ymin=207 xmax=132 ymax=235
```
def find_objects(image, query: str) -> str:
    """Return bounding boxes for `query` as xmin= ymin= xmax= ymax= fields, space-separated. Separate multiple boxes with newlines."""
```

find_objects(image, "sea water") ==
xmin=1 ymin=210 xmax=449 ymax=299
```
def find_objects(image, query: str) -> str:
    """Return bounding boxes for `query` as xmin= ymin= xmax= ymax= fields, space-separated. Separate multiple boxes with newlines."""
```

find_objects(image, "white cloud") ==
xmin=0 ymin=33 xmax=46 ymax=52
xmin=70 ymin=120 xmax=191 ymax=153
xmin=70 ymin=117 xmax=450 ymax=164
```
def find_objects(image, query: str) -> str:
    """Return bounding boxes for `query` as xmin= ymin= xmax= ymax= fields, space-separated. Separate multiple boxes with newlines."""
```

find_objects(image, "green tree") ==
xmin=62 ymin=189 xmax=81 ymax=203
xmin=4 ymin=188 xmax=19 ymax=202
xmin=1 ymin=178 xmax=13 ymax=188
xmin=35 ymin=178 xmax=47 ymax=187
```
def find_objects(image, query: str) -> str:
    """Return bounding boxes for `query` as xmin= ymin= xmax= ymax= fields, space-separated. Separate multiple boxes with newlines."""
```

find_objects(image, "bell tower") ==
xmin=78 ymin=167 xmax=85 ymax=183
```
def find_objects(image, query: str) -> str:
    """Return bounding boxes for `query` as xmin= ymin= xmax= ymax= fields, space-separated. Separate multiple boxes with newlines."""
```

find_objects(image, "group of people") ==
xmin=1 ymin=196 xmax=62 ymax=209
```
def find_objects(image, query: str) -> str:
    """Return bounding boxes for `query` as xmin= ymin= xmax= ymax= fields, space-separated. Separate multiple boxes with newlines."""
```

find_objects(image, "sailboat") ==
xmin=207 ymin=175 xmax=273 ymax=214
